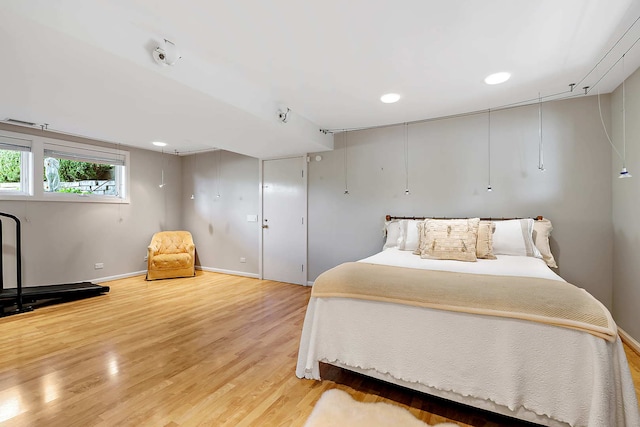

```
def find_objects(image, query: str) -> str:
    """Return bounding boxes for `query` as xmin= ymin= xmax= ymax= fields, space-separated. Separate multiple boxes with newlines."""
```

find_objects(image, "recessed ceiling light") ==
xmin=380 ymin=93 xmax=401 ymax=103
xmin=152 ymin=141 xmax=167 ymax=147
xmin=484 ymin=72 xmax=511 ymax=85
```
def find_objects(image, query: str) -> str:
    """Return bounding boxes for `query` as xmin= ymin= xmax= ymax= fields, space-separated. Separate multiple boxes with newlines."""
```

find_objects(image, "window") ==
xmin=0 ymin=130 xmax=129 ymax=203
xmin=43 ymin=143 xmax=127 ymax=200
xmin=0 ymin=136 xmax=32 ymax=195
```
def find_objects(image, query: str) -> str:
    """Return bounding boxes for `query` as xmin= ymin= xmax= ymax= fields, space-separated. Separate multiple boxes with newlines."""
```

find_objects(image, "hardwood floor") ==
xmin=0 ymin=271 xmax=638 ymax=426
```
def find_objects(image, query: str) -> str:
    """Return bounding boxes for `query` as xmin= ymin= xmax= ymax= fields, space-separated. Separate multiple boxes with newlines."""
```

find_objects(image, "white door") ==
xmin=262 ymin=157 xmax=306 ymax=285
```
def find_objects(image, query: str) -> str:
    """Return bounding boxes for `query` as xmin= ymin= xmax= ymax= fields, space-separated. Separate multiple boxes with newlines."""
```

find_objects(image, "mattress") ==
xmin=296 ymin=249 xmax=640 ymax=427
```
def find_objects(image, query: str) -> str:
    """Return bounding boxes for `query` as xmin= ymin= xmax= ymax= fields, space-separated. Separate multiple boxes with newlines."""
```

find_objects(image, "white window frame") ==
xmin=41 ymin=140 xmax=128 ymax=202
xmin=0 ymin=130 xmax=130 ymax=204
xmin=0 ymin=134 xmax=33 ymax=197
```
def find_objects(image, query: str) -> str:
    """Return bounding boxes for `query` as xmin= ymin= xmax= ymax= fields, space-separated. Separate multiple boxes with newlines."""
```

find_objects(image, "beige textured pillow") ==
xmin=476 ymin=221 xmax=497 ymax=259
xmin=532 ymin=218 xmax=558 ymax=268
xmin=420 ymin=218 xmax=480 ymax=262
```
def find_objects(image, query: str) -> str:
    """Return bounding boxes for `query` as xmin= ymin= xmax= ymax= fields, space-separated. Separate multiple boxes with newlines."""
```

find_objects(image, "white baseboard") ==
xmin=92 ymin=270 xmax=146 ymax=283
xmin=2 ymin=271 xmax=146 ymax=289
xmin=619 ymin=327 xmax=640 ymax=355
xmin=196 ymin=266 xmax=259 ymax=279
xmin=306 ymin=281 xmax=314 ymax=287
xmin=89 ymin=267 xmax=297 ymax=284
xmin=14 ymin=268 xmax=257 ymax=288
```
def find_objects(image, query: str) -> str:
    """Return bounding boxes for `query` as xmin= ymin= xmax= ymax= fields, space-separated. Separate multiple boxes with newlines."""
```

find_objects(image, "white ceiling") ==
xmin=1 ymin=0 xmax=640 ymax=158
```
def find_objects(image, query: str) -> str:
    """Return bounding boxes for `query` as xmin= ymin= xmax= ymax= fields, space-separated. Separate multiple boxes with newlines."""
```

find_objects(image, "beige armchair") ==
xmin=146 ymin=231 xmax=196 ymax=280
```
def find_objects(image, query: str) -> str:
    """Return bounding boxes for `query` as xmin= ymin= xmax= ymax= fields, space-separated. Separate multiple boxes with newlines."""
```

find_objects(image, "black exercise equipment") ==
xmin=0 ymin=212 xmax=109 ymax=317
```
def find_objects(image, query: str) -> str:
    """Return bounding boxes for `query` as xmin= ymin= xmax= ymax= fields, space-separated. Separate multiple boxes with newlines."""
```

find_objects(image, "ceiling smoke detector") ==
xmin=153 ymin=39 xmax=181 ymax=66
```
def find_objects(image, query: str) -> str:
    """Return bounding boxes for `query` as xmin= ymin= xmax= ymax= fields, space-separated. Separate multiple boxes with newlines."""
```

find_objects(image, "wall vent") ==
xmin=4 ymin=118 xmax=38 ymax=127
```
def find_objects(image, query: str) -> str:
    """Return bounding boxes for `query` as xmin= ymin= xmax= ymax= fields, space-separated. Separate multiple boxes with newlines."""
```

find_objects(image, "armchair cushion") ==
xmin=146 ymin=231 xmax=196 ymax=280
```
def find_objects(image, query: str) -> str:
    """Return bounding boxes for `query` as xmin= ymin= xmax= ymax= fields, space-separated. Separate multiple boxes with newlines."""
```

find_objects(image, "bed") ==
xmin=296 ymin=216 xmax=640 ymax=427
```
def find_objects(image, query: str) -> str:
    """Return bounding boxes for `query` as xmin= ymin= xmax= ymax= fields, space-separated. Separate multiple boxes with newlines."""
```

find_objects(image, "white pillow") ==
xmin=492 ymin=219 xmax=542 ymax=258
xmin=532 ymin=218 xmax=558 ymax=268
xmin=398 ymin=219 xmax=422 ymax=251
xmin=383 ymin=220 xmax=402 ymax=249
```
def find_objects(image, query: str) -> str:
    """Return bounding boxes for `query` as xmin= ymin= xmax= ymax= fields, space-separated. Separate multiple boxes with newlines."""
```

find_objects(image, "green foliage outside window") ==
xmin=1 ymin=151 xmax=113 ymax=183
xmin=56 ymin=159 xmax=113 ymax=182
xmin=0 ymin=150 xmax=20 ymax=183
xmin=57 ymin=187 xmax=86 ymax=194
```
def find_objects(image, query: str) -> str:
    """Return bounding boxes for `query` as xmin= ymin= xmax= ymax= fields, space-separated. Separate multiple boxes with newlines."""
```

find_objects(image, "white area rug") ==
xmin=304 ymin=389 xmax=460 ymax=427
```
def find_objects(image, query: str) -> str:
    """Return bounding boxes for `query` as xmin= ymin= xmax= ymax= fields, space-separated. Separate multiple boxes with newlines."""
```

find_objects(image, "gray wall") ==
xmin=612 ymin=67 xmax=640 ymax=341
xmin=0 ymin=125 xmax=182 ymax=287
xmin=0 ymin=125 xmax=261 ymax=288
xmin=308 ymin=95 xmax=614 ymax=307
xmin=181 ymin=150 xmax=260 ymax=276
xmin=2 ymin=92 xmax=632 ymax=340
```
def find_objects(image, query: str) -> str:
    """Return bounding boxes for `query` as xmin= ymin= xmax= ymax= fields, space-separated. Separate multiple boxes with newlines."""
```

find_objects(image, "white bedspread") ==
xmin=360 ymin=248 xmax=565 ymax=281
xmin=296 ymin=250 xmax=640 ymax=427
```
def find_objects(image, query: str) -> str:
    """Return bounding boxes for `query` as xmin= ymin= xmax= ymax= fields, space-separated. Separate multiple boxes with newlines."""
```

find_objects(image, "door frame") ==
xmin=259 ymin=155 xmax=308 ymax=285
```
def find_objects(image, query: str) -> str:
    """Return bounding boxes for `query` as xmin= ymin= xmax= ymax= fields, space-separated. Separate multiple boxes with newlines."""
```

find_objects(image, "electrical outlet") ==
xmin=240 ymin=257 xmax=246 ymax=263
xmin=94 ymin=263 xmax=104 ymax=269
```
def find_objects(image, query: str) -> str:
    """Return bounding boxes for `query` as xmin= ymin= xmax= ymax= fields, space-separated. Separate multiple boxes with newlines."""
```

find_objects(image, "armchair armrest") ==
xmin=148 ymin=244 xmax=158 ymax=259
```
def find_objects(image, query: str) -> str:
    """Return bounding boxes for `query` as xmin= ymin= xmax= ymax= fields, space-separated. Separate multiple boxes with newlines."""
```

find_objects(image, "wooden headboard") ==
xmin=385 ymin=215 xmax=544 ymax=221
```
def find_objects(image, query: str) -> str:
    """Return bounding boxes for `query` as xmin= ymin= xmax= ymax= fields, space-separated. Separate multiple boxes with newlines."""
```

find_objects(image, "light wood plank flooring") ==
xmin=0 ymin=271 xmax=638 ymax=426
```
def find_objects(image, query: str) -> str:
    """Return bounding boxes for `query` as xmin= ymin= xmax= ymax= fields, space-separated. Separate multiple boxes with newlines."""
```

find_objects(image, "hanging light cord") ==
xmin=216 ymin=150 xmax=221 ymax=198
xmin=343 ymin=131 xmax=349 ymax=194
xmin=623 ymin=55 xmax=627 ymax=168
xmin=538 ymin=93 xmax=545 ymax=171
xmin=597 ymin=89 xmax=623 ymax=160
xmin=618 ymin=54 xmax=631 ymax=177
xmin=596 ymin=54 xmax=631 ymax=178
xmin=487 ymin=109 xmax=492 ymax=190
xmin=404 ymin=123 xmax=410 ymax=194
xmin=159 ymin=149 xmax=166 ymax=188
xmin=191 ymin=152 xmax=196 ymax=199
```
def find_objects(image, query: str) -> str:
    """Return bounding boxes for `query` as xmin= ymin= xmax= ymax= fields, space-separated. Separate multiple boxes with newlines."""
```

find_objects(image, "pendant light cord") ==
xmin=487 ymin=109 xmax=492 ymax=189
xmin=343 ymin=131 xmax=349 ymax=194
xmin=622 ymin=55 xmax=627 ymax=168
xmin=159 ymin=149 xmax=165 ymax=188
xmin=216 ymin=150 xmax=221 ymax=198
xmin=597 ymin=90 xmax=623 ymax=160
xmin=404 ymin=123 xmax=410 ymax=194
xmin=538 ymin=93 xmax=544 ymax=171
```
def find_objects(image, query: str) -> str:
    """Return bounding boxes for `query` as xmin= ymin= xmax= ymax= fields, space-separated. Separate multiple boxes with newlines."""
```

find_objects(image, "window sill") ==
xmin=0 ymin=193 xmax=130 ymax=204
